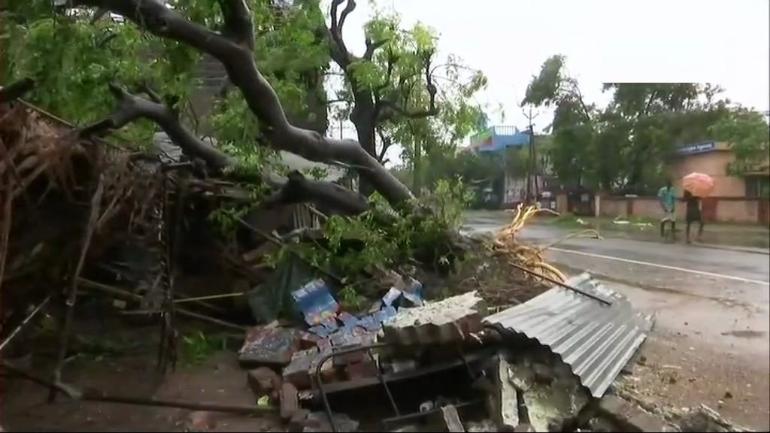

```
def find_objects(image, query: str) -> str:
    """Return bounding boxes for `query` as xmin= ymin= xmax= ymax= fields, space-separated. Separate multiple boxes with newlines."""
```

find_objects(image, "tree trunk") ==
xmin=350 ymin=98 xmax=378 ymax=196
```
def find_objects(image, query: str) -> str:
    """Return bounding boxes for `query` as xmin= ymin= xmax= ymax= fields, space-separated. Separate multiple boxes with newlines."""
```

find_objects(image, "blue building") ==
xmin=466 ymin=126 xmax=553 ymax=208
xmin=468 ymin=126 xmax=531 ymax=153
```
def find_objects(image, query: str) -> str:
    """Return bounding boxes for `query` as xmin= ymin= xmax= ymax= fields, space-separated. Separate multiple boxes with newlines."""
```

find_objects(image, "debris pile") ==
xmin=218 ymin=273 xmax=668 ymax=432
xmin=0 ymin=98 xmax=753 ymax=433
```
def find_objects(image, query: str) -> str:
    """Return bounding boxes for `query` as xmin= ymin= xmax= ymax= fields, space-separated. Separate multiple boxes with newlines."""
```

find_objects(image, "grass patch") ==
xmin=181 ymin=331 xmax=227 ymax=366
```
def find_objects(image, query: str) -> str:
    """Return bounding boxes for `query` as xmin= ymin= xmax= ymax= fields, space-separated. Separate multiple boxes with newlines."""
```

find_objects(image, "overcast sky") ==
xmin=327 ymin=0 xmax=769 ymax=162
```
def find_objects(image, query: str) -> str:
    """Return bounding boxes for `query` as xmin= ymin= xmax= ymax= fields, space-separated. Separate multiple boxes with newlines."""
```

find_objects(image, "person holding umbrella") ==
xmin=684 ymin=190 xmax=703 ymax=244
xmin=682 ymin=172 xmax=715 ymax=244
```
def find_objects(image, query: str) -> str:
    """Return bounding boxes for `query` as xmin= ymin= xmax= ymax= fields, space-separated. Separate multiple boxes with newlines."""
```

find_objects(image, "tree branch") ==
xmin=377 ymin=55 xmax=438 ymax=121
xmin=218 ymin=0 xmax=254 ymax=51
xmin=72 ymin=0 xmax=413 ymax=206
xmin=337 ymin=0 xmax=356 ymax=36
xmin=376 ymin=128 xmax=393 ymax=163
xmin=82 ymin=85 xmax=368 ymax=215
xmin=80 ymin=83 xmax=235 ymax=171
xmin=329 ymin=0 xmax=352 ymax=67
xmin=363 ymin=38 xmax=387 ymax=61
xmin=261 ymin=170 xmax=368 ymax=215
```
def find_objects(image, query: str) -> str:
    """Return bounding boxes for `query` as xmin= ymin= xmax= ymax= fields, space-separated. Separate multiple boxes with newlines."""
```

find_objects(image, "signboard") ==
xmin=677 ymin=142 xmax=715 ymax=155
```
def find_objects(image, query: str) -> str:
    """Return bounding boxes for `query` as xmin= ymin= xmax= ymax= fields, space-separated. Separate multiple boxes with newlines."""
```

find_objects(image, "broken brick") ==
xmin=283 ymin=347 xmax=335 ymax=390
xmin=246 ymin=367 xmax=282 ymax=400
xmin=344 ymin=359 xmax=379 ymax=380
xmin=239 ymin=326 xmax=300 ymax=367
xmin=280 ymin=382 xmax=300 ymax=421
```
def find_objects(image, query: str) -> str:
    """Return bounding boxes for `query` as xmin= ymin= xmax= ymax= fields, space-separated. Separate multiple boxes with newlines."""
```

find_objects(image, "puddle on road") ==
xmin=720 ymin=330 xmax=767 ymax=339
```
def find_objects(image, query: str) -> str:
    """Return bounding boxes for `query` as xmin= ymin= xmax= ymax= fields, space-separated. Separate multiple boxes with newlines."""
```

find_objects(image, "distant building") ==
xmin=668 ymin=141 xmax=769 ymax=198
xmin=467 ymin=126 xmax=550 ymax=208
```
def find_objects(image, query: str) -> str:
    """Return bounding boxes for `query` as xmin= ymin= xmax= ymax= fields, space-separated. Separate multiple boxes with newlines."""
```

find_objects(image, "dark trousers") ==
xmin=686 ymin=218 xmax=704 ymax=241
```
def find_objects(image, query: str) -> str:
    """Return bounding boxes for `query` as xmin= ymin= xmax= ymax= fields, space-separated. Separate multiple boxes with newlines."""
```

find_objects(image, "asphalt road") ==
xmin=463 ymin=210 xmax=769 ymax=285
xmin=463 ymin=210 xmax=770 ymax=428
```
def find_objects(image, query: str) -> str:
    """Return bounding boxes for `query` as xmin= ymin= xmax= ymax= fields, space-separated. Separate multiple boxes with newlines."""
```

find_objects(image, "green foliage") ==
xmin=208 ymin=205 xmax=250 ymax=238
xmin=269 ymin=179 xmax=472 ymax=285
xmin=709 ymin=108 xmax=770 ymax=175
xmin=338 ymin=285 xmax=365 ymax=311
xmin=7 ymin=0 xmax=329 ymax=164
xmin=303 ymin=166 xmax=329 ymax=180
xmin=524 ymin=55 xmax=735 ymax=193
xmin=181 ymin=331 xmax=226 ymax=366
xmin=522 ymin=55 xmax=567 ymax=107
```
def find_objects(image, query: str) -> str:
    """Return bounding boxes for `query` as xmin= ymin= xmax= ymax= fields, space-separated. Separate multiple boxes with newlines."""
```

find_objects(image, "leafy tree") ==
xmin=326 ymin=0 xmax=487 ymax=173
xmin=709 ymin=108 xmax=770 ymax=175
xmin=524 ymin=55 xmax=731 ymax=193
xmin=6 ymin=0 xmax=430 ymax=212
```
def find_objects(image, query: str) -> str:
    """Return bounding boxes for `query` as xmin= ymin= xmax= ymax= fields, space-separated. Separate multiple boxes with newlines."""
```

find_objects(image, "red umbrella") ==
xmin=682 ymin=172 xmax=715 ymax=197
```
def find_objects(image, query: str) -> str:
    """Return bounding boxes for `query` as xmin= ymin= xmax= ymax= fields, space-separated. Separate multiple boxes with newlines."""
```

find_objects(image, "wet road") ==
xmin=464 ymin=210 xmax=770 ymax=428
xmin=463 ymin=210 xmax=769 ymax=286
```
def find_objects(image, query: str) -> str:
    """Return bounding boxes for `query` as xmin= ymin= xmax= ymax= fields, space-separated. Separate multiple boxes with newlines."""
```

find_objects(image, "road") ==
xmin=464 ymin=210 xmax=770 ymax=429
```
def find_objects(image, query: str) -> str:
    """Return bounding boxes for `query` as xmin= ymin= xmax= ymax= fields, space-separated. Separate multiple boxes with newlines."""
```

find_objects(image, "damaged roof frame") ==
xmin=484 ymin=273 xmax=655 ymax=398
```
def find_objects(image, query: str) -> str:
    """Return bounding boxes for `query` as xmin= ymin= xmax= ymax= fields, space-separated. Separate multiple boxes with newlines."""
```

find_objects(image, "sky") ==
xmin=325 ymin=0 xmax=770 ymax=164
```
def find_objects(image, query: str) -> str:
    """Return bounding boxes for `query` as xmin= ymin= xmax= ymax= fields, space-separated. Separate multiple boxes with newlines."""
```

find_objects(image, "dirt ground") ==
xmin=2 ymin=349 xmax=281 ymax=432
xmin=617 ymin=331 xmax=770 ymax=431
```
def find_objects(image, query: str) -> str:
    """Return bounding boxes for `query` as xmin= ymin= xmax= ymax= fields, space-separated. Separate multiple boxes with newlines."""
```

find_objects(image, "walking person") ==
xmin=684 ymin=190 xmax=704 ymax=244
xmin=657 ymin=180 xmax=677 ymax=241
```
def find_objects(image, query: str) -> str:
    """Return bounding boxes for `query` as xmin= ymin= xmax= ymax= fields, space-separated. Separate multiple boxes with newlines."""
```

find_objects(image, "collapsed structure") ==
xmin=0 ymin=90 xmax=752 ymax=433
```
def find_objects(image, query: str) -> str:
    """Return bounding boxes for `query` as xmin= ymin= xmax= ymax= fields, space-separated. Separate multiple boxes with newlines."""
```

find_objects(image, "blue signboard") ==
xmin=677 ymin=142 xmax=715 ymax=155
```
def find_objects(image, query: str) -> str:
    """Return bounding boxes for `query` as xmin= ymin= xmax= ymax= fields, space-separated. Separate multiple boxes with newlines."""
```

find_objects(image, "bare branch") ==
xmin=376 ymin=128 xmax=393 ymax=163
xmin=377 ymin=55 xmax=438 ymax=120
xmin=218 ymin=0 xmax=254 ymax=51
xmin=329 ymin=0 xmax=352 ymax=67
xmin=337 ymin=0 xmax=357 ymax=36
xmin=82 ymin=85 xmax=368 ymax=214
xmin=72 ymin=0 xmax=413 ymax=205
xmin=363 ymin=38 xmax=387 ymax=60
xmin=80 ymin=83 xmax=235 ymax=171
xmin=261 ymin=170 xmax=368 ymax=215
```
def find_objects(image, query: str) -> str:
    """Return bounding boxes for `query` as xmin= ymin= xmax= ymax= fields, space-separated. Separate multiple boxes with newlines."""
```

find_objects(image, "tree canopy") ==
xmin=522 ymin=54 xmax=753 ymax=194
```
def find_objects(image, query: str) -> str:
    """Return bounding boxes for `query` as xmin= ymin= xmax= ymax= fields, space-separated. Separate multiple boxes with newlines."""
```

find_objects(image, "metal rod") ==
xmin=0 ymin=295 xmax=52 ymax=353
xmin=313 ymin=343 xmax=389 ymax=433
xmin=50 ymin=177 xmax=104 ymax=402
xmin=368 ymin=348 xmax=400 ymax=417
xmin=76 ymin=278 xmax=247 ymax=331
xmin=173 ymin=292 xmax=245 ymax=304
xmin=507 ymin=261 xmax=612 ymax=305
xmin=0 ymin=361 xmax=275 ymax=415
xmin=381 ymin=399 xmax=480 ymax=425
xmin=80 ymin=391 xmax=275 ymax=415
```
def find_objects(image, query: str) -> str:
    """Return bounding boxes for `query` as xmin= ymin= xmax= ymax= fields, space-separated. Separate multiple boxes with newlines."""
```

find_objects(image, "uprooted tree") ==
xmin=1 ymin=0 xmax=504 ymax=303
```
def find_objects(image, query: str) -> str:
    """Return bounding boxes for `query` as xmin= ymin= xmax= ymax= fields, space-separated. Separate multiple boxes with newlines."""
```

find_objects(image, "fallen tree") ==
xmin=69 ymin=0 xmax=413 ymax=209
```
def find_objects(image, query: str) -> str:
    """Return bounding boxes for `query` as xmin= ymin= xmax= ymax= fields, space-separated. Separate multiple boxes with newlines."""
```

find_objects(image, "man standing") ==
xmin=684 ymin=190 xmax=704 ymax=244
xmin=657 ymin=180 xmax=677 ymax=241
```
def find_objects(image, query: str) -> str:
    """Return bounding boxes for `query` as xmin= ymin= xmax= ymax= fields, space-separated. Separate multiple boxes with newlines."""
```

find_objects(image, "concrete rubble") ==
xmin=224 ymin=273 xmax=744 ymax=432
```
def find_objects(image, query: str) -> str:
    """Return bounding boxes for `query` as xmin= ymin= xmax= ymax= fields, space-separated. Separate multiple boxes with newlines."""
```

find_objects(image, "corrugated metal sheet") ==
xmin=483 ymin=273 xmax=654 ymax=398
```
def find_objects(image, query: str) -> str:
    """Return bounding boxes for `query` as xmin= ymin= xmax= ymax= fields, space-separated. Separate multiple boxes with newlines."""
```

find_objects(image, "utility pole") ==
xmin=524 ymin=108 xmax=537 ymax=204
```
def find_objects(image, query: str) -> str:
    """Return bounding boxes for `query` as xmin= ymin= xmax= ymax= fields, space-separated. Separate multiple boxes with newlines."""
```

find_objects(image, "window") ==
xmin=746 ymin=176 xmax=770 ymax=198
